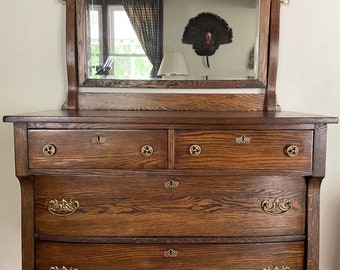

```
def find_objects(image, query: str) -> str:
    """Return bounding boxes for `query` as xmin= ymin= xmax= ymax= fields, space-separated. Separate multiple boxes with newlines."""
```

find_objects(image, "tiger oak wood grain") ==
xmin=34 ymin=175 xmax=306 ymax=237
xmin=175 ymin=130 xmax=313 ymax=171
xmin=4 ymin=110 xmax=337 ymax=270
xmin=3 ymin=0 xmax=338 ymax=268
xmin=36 ymin=242 xmax=304 ymax=270
xmin=28 ymin=130 xmax=167 ymax=169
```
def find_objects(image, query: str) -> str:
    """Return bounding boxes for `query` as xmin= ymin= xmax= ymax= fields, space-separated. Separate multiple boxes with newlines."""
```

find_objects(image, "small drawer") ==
xmin=35 ymin=175 xmax=306 ymax=237
xmin=28 ymin=129 xmax=167 ymax=169
xmin=36 ymin=242 xmax=304 ymax=270
xmin=175 ymin=130 xmax=313 ymax=171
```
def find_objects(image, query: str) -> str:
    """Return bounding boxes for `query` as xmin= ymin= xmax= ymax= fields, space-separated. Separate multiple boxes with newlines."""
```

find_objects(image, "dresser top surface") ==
xmin=3 ymin=110 xmax=338 ymax=125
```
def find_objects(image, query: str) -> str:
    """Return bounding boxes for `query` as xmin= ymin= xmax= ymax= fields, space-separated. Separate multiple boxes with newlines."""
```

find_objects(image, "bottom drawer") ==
xmin=36 ymin=242 xmax=304 ymax=270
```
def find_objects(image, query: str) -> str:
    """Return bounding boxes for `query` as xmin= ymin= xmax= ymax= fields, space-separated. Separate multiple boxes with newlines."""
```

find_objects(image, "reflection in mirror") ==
xmin=87 ymin=0 xmax=162 ymax=80
xmin=86 ymin=0 xmax=261 ymax=82
xmin=164 ymin=0 xmax=260 ymax=80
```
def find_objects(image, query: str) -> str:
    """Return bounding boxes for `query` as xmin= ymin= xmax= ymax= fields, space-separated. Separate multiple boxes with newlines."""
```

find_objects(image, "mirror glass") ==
xmin=82 ymin=0 xmax=266 ymax=88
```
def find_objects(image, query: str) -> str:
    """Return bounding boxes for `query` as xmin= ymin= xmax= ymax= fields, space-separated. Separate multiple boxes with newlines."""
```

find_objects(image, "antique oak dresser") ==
xmin=3 ymin=0 xmax=338 ymax=270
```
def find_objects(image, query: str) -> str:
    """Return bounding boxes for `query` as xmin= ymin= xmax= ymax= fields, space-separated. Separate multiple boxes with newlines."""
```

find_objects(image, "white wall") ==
xmin=0 ymin=0 xmax=339 ymax=269
xmin=0 ymin=1 xmax=65 ymax=269
xmin=163 ymin=0 xmax=259 ymax=79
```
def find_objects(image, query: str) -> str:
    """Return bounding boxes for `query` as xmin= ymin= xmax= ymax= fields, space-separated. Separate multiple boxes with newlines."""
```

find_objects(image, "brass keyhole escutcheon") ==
xmin=164 ymin=248 xmax=179 ymax=258
xmin=189 ymin=144 xmax=202 ymax=156
xmin=164 ymin=179 xmax=180 ymax=189
xmin=236 ymin=135 xmax=251 ymax=144
xmin=42 ymin=144 xmax=56 ymax=156
xmin=141 ymin=145 xmax=154 ymax=157
xmin=90 ymin=135 xmax=107 ymax=144
xmin=285 ymin=145 xmax=299 ymax=157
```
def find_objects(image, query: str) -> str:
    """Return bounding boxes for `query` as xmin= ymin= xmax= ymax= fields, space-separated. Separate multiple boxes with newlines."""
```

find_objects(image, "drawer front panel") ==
xmin=35 ymin=175 xmax=306 ymax=237
xmin=36 ymin=242 xmax=304 ymax=270
xmin=175 ymin=130 xmax=313 ymax=171
xmin=28 ymin=130 xmax=167 ymax=169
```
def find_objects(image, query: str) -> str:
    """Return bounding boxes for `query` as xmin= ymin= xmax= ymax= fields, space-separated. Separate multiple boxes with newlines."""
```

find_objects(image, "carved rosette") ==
xmin=261 ymin=198 xmax=292 ymax=215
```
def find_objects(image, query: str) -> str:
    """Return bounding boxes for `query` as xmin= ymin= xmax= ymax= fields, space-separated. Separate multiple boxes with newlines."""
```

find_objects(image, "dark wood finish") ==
xmin=78 ymin=93 xmax=266 ymax=111
xmin=36 ymin=242 xmax=305 ymax=270
xmin=3 ymin=111 xmax=337 ymax=270
xmin=306 ymin=177 xmax=322 ymax=270
xmin=13 ymin=123 xmax=28 ymax=177
xmin=4 ymin=110 xmax=338 ymax=125
xmin=18 ymin=177 xmax=35 ymax=270
xmin=34 ymin=175 xmax=306 ymax=237
xmin=80 ymin=78 xmax=267 ymax=89
xmin=35 ymin=235 xmax=306 ymax=244
xmin=265 ymin=0 xmax=281 ymax=111
xmin=75 ymin=0 xmax=86 ymax=89
xmin=312 ymin=124 xmax=328 ymax=177
xmin=62 ymin=0 xmax=78 ymax=110
xmin=257 ymin=0 xmax=271 ymax=84
xmin=28 ymin=130 xmax=168 ymax=169
xmin=174 ymin=130 xmax=313 ymax=171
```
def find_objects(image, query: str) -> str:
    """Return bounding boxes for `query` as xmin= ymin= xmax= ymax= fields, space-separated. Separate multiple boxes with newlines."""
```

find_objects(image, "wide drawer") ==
xmin=36 ymin=242 xmax=304 ymax=270
xmin=175 ymin=130 xmax=313 ymax=171
xmin=28 ymin=130 xmax=167 ymax=169
xmin=35 ymin=174 xmax=306 ymax=237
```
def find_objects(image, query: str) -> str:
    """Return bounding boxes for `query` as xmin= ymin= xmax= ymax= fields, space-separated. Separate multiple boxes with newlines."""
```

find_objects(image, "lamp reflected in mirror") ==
xmin=157 ymin=52 xmax=189 ymax=79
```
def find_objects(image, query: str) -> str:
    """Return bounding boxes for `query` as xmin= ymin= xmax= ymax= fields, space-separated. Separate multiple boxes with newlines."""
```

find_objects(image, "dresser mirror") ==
xmin=75 ymin=0 xmax=270 ymax=89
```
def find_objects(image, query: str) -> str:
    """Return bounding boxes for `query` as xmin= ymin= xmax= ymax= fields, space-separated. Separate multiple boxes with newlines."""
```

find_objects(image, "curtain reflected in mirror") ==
xmin=87 ymin=0 xmax=162 ymax=80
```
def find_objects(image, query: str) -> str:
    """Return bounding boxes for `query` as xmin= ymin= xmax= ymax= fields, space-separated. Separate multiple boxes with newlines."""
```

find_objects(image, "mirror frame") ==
xmin=63 ymin=0 xmax=282 ymax=112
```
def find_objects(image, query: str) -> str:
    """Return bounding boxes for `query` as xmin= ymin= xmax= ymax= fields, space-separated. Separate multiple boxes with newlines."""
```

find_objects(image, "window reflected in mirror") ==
xmin=88 ymin=3 xmax=153 ymax=79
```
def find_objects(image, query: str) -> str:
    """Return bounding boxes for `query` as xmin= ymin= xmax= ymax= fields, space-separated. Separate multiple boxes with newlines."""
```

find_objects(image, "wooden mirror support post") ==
xmin=3 ymin=0 xmax=337 ymax=270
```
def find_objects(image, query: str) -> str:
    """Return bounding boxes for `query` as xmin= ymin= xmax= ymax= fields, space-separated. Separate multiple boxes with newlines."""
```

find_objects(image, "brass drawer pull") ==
xmin=164 ymin=248 xmax=178 ymax=258
xmin=42 ymin=144 xmax=56 ymax=156
xmin=141 ymin=145 xmax=154 ymax=157
xmin=164 ymin=179 xmax=179 ymax=189
xmin=50 ymin=267 xmax=78 ymax=270
xmin=263 ymin=267 xmax=290 ymax=270
xmin=236 ymin=135 xmax=251 ymax=144
xmin=261 ymin=198 xmax=292 ymax=215
xmin=189 ymin=144 xmax=201 ymax=156
xmin=285 ymin=145 xmax=299 ymax=157
xmin=48 ymin=199 xmax=80 ymax=216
